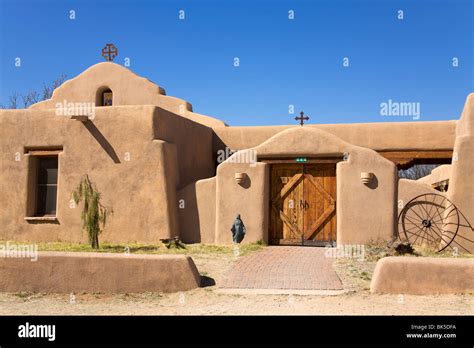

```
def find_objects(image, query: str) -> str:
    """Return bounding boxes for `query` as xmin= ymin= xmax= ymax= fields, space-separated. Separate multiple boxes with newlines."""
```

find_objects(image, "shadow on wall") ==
xmin=25 ymin=219 xmax=60 ymax=225
xmin=367 ymin=175 xmax=379 ymax=190
xmin=178 ymin=183 xmax=201 ymax=244
xmin=200 ymin=275 xmax=216 ymax=287
xmin=83 ymin=120 xmax=121 ymax=164
xmin=212 ymin=133 xmax=227 ymax=173
xmin=236 ymin=175 xmax=252 ymax=189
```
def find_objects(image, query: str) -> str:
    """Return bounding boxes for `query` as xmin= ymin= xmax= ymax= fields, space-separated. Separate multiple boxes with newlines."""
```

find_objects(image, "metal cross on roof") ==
xmin=295 ymin=111 xmax=309 ymax=126
xmin=102 ymin=44 xmax=118 ymax=62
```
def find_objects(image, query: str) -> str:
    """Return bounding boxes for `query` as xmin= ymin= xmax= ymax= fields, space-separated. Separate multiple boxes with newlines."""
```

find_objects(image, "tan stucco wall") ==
xmin=417 ymin=165 xmax=451 ymax=185
xmin=30 ymin=62 xmax=225 ymax=128
xmin=398 ymin=179 xmax=441 ymax=212
xmin=397 ymin=178 xmax=473 ymax=253
xmin=152 ymin=107 xmax=215 ymax=189
xmin=336 ymin=150 xmax=397 ymax=245
xmin=370 ymin=256 xmax=474 ymax=294
xmin=213 ymin=121 xmax=456 ymax=152
xmin=215 ymin=162 xmax=269 ymax=244
xmin=395 ymin=95 xmax=474 ymax=253
xmin=447 ymin=94 xmax=474 ymax=253
xmin=213 ymin=127 xmax=397 ymax=245
xmin=0 ymin=93 xmax=219 ymax=243
xmin=0 ymin=252 xmax=201 ymax=293
xmin=0 ymin=106 xmax=181 ymax=243
xmin=1 ymin=62 xmax=470 ymax=249
xmin=178 ymin=177 xmax=216 ymax=244
xmin=455 ymin=93 xmax=474 ymax=138
xmin=396 ymin=179 xmax=446 ymax=245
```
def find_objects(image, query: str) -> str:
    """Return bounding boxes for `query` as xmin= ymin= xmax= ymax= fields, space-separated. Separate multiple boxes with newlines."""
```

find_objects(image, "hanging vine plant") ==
xmin=72 ymin=175 xmax=112 ymax=249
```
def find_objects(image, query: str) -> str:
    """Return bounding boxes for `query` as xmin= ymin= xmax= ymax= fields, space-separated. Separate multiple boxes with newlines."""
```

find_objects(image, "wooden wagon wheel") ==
xmin=398 ymin=193 xmax=460 ymax=252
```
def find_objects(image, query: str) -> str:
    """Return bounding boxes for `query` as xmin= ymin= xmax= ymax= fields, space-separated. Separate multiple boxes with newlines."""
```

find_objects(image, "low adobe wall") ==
xmin=417 ymin=165 xmax=451 ymax=186
xmin=370 ymin=256 xmax=474 ymax=295
xmin=0 ymin=252 xmax=201 ymax=293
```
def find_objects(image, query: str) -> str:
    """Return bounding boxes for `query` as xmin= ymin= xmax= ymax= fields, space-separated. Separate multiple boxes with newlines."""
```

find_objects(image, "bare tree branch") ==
xmin=8 ymin=92 xmax=20 ymax=109
xmin=22 ymin=90 xmax=40 ymax=108
xmin=1 ymin=75 xmax=66 ymax=109
xmin=42 ymin=75 xmax=67 ymax=100
xmin=42 ymin=85 xmax=52 ymax=101
xmin=398 ymin=164 xmax=438 ymax=180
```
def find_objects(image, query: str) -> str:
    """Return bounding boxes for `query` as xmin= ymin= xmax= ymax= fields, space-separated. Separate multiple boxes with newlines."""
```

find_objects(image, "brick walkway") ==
xmin=220 ymin=246 xmax=343 ymax=290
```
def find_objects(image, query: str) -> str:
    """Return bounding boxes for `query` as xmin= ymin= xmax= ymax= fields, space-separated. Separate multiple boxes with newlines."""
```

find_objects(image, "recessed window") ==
xmin=102 ymin=90 xmax=113 ymax=106
xmin=25 ymin=149 xmax=61 ymax=218
xmin=35 ymin=156 xmax=58 ymax=216
xmin=432 ymin=179 xmax=449 ymax=192
xmin=96 ymin=87 xmax=113 ymax=106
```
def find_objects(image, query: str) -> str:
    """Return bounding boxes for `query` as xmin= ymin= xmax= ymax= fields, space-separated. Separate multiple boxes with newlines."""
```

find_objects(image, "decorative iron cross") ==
xmin=101 ymin=44 xmax=118 ymax=62
xmin=295 ymin=111 xmax=309 ymax=126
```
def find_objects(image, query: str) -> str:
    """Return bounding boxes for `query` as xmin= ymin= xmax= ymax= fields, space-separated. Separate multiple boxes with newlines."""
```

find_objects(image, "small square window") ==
xmin=103 ymin=91 xmax=113 ymax=106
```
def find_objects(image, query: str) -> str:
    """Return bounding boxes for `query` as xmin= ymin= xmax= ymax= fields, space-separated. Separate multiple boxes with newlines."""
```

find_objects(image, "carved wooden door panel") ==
xmin=270 ymin=164 xmax=305 ymax=244
xmin=302 ymin=164 xmax=337 ymax=245
xmin=270 ymin=163 xmax=337 ymax=246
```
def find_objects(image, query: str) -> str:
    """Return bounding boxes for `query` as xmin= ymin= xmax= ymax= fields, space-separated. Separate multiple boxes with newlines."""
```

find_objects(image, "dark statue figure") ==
xmin=231 ymin=214 xmax=246 ymax=244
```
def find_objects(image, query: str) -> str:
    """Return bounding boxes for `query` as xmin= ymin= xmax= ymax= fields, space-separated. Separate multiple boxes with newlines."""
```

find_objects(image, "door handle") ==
xmin=299 ymin=200 xmax=309 ymax=210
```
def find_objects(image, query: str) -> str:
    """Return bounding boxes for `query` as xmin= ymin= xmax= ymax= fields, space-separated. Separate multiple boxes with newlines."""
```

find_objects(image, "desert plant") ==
xmin=72 ymin=175 xmax=111 ymax=249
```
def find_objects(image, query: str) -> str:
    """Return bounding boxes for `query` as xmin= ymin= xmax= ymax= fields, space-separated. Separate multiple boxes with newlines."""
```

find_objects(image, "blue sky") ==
xmin=0 ymin=0 xmax=472 ymax=125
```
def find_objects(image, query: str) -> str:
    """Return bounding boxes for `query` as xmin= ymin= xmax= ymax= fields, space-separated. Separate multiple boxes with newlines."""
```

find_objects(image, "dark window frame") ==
xmin=25 ymin=149 xmax=61 ymax=218
xmin=96 ymin=87 xmax=113 ymax=106
xmin=102 ymin=90 xmax=113 ymax=106
xmin=35 ymin=156 xmax=58 ymax=216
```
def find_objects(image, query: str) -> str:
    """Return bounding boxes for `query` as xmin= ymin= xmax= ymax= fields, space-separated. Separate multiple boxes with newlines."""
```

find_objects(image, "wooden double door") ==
xmin=269 ymin=163 xmax=337 ymax=246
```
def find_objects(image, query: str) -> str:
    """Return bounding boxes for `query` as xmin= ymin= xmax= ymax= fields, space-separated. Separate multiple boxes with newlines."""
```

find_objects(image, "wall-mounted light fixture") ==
xmin=235 ymin=173 xmax=248 ymax=185
xmin=360 ymin=172 xmax=374 ymax=185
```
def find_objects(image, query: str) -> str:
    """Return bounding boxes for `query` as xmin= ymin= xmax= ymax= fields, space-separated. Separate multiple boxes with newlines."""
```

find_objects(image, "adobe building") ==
xmin=1 ymin=63 xmax=472 ymax=252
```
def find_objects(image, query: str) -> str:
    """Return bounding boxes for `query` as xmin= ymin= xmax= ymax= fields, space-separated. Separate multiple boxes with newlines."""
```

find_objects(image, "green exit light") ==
xmin=295 ymin=158 xmax=307 ymax=162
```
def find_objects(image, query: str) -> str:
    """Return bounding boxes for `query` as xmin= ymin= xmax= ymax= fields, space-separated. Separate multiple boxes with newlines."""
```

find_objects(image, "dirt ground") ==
xmin=0 ymin=251 xmax=472 ymax=315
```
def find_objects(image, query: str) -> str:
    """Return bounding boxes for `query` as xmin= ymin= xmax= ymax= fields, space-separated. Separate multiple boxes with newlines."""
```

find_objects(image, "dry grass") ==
xmin=363 ymin=239 xmax=473 ymax=262
xmin=26 ymin=240 xmax=264 ymax=257
xmin=334 ymin=240 xmax=473 ymax=292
